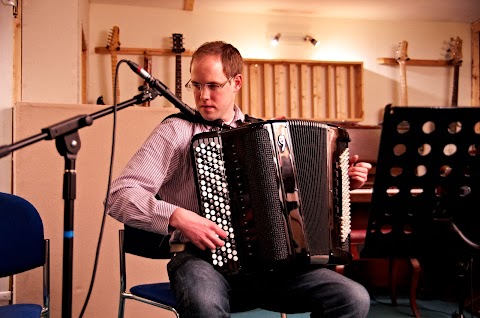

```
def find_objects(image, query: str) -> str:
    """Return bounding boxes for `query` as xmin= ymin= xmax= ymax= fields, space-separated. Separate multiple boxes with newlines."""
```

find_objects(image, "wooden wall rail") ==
xmin=238 ymin=59 xmax=364 ymax=121
xmin=95 ymin=47 xmax=194 ymax=56
xmin=377 ymin=57 xmax=449 ymax=67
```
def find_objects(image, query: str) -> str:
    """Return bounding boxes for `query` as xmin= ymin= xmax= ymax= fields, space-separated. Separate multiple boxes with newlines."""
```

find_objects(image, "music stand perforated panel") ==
xmin=362 ymin=105 xmax=480 ymax=259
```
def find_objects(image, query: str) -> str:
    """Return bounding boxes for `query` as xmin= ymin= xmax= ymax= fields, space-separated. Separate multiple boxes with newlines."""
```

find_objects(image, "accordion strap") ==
xmin=164 ymin=112 xmax=264 ymax=128
xmin=243 ymin=114 xmax=264 ymax=124
xmin=162 ymin=112 xmax=225 ymax=128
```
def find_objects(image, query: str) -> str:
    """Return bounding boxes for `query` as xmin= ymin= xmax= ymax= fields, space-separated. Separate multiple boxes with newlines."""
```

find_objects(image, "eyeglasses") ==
xmin=185 ymin=76 xmax=234 ymax=93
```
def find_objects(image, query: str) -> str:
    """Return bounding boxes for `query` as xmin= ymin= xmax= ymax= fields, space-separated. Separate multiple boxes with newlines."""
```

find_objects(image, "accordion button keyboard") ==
xmin=194 ymin=139 xmax=240 ymax=273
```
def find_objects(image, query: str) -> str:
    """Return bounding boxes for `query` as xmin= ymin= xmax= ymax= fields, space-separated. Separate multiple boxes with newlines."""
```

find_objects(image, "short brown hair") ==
xmin=190 ymin=41 xmax=243 ymax=78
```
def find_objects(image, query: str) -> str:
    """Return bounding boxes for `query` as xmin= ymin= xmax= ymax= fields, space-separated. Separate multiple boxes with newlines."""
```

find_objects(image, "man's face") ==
xmin=190 ymin=55 xmax=241 ymax=123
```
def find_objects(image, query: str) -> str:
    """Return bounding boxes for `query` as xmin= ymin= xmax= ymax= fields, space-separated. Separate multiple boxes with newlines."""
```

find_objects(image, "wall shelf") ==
xmin=94 ymin=47 xmax=193 ymax=56
xmin=377 ymin=57 xmax=450 ymax=67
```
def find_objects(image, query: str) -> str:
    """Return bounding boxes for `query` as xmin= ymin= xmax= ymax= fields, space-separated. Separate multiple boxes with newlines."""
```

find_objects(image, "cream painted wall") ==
xmin=21 ymin=0 xmax=80 ymax=103
xmin=88 ymin=4 xmax=473 ymax=125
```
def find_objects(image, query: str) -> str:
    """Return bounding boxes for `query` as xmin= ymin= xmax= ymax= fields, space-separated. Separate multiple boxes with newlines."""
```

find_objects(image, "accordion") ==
xmin=191 ymin=119 xmax=352 ymax=275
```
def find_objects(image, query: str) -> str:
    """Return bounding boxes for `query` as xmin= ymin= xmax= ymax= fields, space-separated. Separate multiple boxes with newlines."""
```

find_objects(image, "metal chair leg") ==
xmin=409 ymin=258 xmax=421 ymax=318
xmin=118 ymin=296 xmax=126 ymax=318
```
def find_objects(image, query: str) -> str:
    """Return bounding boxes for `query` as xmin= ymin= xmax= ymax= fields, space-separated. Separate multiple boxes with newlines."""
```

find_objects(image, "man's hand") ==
xmin=348 ymin=155 xmax=372 ymax=190
xmin=169 ymin=207 xmax=228 ymax=250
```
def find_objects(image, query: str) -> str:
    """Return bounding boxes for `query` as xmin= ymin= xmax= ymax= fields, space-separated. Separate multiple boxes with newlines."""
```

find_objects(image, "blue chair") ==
xmin=0 ymin=192 xmax=50 ymax=318
xmin=118 ymin=226 xmax=178 ymax=318
xmin=118 ymin=225 xmax=288 ymax=318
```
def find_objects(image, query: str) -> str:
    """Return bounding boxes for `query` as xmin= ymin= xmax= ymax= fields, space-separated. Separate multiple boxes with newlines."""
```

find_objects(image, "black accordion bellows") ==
xmin=191 ymin=119 xmax=352 ymax=275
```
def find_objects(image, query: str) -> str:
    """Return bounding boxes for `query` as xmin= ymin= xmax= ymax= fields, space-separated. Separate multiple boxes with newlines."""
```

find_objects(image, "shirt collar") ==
xmin=229 ymin=105 xmax=245 ymax=128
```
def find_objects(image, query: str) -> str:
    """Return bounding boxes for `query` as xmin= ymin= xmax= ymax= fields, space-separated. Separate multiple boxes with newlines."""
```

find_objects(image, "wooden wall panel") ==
xmin=263 ymin=63 xmax=274 ymax=119
xmin=298 ymin=64 xmax=309 ymax=119
xmin=237 ymin=59 xmax=364 ymax=122
xmin=274 ymin=64 xmax=286 ymax=118
xmin=248 ymin=64 xmax=260 ymax=117
xmin=312 ymin=65 xmax=325 ymax=119
xmin=289 ymin=64 xmax=299 ymax=118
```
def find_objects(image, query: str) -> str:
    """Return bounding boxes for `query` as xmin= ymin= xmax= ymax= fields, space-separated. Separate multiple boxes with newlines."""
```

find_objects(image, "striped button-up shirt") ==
xmin=107 ymin=106 xmax=246 ymax=243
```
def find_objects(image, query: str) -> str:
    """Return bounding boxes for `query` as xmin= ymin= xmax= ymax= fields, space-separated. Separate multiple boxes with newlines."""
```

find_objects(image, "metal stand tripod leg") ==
xmin=451 ymin=258 xmax=471 ymax=318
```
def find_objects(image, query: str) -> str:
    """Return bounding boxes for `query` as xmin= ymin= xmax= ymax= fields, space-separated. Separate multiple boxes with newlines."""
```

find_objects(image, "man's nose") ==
xmin=200 ymin=86 xmax=210 ymax=99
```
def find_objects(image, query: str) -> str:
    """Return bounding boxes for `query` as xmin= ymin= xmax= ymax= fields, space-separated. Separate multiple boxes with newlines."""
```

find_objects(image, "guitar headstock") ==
xmin=447 ymin=36 xmax=463 ymax=66
xmin=172 ymin=33 xmax=185 ymax=54
xmin=395 ymin=40 xmax=409 ymax=62
xmin=107 ymin=26 xmax=121 ymax=51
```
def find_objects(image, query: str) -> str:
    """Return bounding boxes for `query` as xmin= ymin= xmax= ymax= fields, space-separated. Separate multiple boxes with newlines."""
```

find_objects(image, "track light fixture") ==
xmin=1 ymin=0 xmax=17 ymax=17
xmin=271 ymin=33 xmax=281 ymax=47
xmin=1 ymin=0 xmax=17 ymax=6
xmin=305 ymin=35 xmax=319 ymax=47
xmin=270 ymin=33 xmax=319 ymax=47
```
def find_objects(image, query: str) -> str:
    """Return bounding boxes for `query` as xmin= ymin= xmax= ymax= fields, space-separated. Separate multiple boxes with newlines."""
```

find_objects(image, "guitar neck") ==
xmin=111 ymin=52 xmax=120 ymax=103
xmin=399 ymin=62 xmax=408 ymax=106
xmin=175 ymin=54 xmax=182 ymax=99
xmin=451 ymin=64 xmax=460 ymax=107
xmin=143 ymin=55 xmax=153 ymax=106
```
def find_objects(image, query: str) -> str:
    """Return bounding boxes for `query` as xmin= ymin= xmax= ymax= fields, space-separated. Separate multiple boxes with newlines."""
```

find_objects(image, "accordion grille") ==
xmin=243 ymin=129 xmax=289 ymax=262
xmin=288 ymin=120 xmax=330 ymax=255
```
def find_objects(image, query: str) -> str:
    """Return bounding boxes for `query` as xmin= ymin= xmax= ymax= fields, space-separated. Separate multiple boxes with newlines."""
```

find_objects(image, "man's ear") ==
xmin=233 ymin=74 xmax=243 ymax=91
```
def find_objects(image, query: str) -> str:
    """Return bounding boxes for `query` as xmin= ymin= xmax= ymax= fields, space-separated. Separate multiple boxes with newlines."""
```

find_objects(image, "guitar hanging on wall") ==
xmin=395 ymin=40 xmax=409 ymax=106
xmin=142 ymin=54 xmax=153 ymax=106
xmin=96 ymin=26 xmax=120 ymax=105
xmin=108 ymin=26 xmax=121 ymax=103
xmin=447 ymin=36 xmax=463 ymax=107
xmin=172 ymin=33 xmax=185 ymax=100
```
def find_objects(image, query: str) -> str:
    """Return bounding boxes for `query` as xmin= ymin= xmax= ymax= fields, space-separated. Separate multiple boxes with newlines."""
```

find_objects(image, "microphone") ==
xmin=126 ymin=60 xmax=197 ymax=118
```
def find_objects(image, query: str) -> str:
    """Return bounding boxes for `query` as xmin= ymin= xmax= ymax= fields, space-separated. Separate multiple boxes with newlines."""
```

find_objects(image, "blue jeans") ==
xmin=167 ymin=252 xmax=370 ymax=318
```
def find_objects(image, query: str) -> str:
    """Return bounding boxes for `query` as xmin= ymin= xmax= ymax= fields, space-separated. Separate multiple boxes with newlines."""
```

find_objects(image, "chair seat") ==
xmin=130 ymin=282 xmax=177 ymax=308
xmin=0 ymin=304 xmax=43 ymax=318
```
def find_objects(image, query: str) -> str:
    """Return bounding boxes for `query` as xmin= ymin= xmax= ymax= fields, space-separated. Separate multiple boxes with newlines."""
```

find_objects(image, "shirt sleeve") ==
xmin=106 ymin=118 xmax=193 ymax=235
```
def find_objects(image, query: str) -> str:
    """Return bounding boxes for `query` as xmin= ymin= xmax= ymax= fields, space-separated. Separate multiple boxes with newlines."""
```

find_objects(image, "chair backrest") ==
xmin=123 ymin=225 xmax=171 ymax=259
xmin=122 ymin=193 xmax=172 ymax=259
xmin=0 ymin=192 xmax=45 ymax=277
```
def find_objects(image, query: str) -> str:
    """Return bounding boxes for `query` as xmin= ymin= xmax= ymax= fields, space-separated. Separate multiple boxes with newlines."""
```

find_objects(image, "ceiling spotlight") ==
xmin=305 ymin=35 xmax=319 ymax=47
xmin=271 ymin=33 xmax=281 ymax=47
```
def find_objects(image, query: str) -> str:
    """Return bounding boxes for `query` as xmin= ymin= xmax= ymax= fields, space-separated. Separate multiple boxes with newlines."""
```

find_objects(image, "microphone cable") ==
xmin=78 ymin=60 xmax=124 ymax=318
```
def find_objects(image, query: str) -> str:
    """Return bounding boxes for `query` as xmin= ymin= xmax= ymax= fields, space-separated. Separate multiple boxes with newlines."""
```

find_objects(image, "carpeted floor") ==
xmin=231 ymin=294 xmax=479 ymax=318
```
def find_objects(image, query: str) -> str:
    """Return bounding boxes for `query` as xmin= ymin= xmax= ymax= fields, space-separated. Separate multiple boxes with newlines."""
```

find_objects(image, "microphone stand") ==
xmin=0 ymin=87 xmax=158 ymax=318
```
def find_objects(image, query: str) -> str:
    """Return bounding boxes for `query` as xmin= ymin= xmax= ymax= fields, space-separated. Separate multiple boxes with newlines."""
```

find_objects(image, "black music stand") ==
xmin=362 ymin=105 xmax=480 ymax=318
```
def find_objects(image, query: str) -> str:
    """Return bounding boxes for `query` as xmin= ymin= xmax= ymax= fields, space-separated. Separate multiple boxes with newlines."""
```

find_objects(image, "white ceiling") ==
xmin=91 ymin=0 xmax=480 ymax=23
